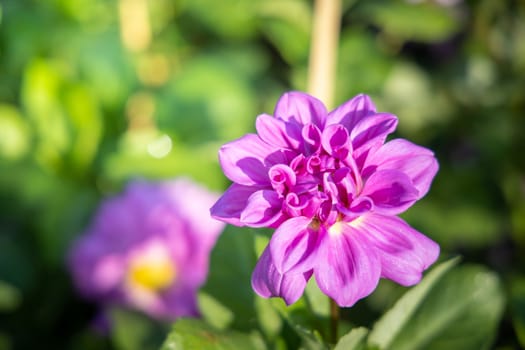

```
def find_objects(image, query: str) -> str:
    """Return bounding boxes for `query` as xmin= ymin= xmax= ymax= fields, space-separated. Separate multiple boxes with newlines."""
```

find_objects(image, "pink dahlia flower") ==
xmin=69 ymin=178 xmax=225 ymax=321
xmin=210 ymin=92 xmax=439 ymax=307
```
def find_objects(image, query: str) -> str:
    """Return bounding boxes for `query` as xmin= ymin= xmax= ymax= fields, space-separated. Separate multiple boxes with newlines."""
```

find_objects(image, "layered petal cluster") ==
xmin=211 ymin=92 xmax=439 ymax=307
xmin=69 ymin=178 xmax=225 ymax=321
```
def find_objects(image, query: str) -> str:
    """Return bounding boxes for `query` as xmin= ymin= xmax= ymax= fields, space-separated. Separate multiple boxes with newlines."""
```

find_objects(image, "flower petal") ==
xmin=163 ymin=178 xmax=224 ymax=244
xmin=301 ymin=123 xmax=322 ymax=155
xmin=256 ymin=114 xmax=302 ymax=149
xmin=321 ymin=124 xmax=351 ymax=160
xmin=219 ymin=134 xmax=287 ymax=186
xmin=350 ymin=113 xmax=398 ymax=153
xmin=251 ymin=247 xmax=312 ymax=305
xmin=358 ymin=213 xmax=440 ymax=286
xmin=210 ymin=184 xmax=258 ymax=226
xmin=161 ymin=285 xmax=200 ymax=319
xmin=269 ymin=164 xmax=297 ymax=194
xmin=314 ymin=225 xmax=381 ymax=307
xmin=361 ymin=169 xmax=419 ymax=215
xmin=364 ymin=139 xmax=439 ymax=197
xmin=270 ymin=217 xmax=319 ymax=274
xmin=274 ymin=91 xmax=327 ymax=128
xmin=240 ymin=190 xmax=286 ymax=228
xmin=327 ymin=94 xmax=377 ymax=128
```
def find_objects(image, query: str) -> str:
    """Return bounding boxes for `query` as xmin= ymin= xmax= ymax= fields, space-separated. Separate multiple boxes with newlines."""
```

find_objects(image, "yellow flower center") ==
xmin=328 ymin=221 xmax=344 ymax=236
xmin=126 ymin=244 xmax=176 ymax=292
xmin=328 ymin=215 xmax=364 ymax=236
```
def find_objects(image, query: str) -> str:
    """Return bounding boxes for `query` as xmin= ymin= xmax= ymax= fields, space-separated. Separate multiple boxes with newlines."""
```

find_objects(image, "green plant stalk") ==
xmin=330 ymin=297 xmax=339 ymax=343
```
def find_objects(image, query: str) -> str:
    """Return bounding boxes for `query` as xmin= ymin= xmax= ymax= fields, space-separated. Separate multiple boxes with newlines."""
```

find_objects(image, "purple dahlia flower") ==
xmin=69 ymin=178 xmax=225 ymax=321
xmin=210 ymin=92 xmax=439 ymax=307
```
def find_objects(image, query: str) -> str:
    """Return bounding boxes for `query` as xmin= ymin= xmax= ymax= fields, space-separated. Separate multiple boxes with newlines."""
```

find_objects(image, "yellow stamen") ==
xmin=127 ymin=244 xmax=176 ymax=292
xmin=348 ymin=216 xmax=364 ymax=228
xmin=309 ymin=218 xmax=321 ymax=231
xmin=328 ymin=221 xmax=344 ymax=236
xmin=328 ymin=214 xmax=364 ymax=236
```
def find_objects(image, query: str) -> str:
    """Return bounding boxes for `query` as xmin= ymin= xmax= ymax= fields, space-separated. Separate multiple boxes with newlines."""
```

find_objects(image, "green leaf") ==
xmin=369 ymin=259 xmax=505 ymax=350
xmin=103 ymin=137 xmax=225 ymax=191
xmin=360 ymin=2 xmax=460 ymax=42
xmin=201 ymin=226 xmax=259 ymax=331
xmin=0 ymin=104 xmax=30 ymax=160
xmin=294 ymin=327 xmax=327 ymax=350
xmin=198 ymin=291 xmax=235 ymax=331
xmin=161 ymin=318 xmax=266 ymax=350
xmin=509 ymin=276 xmax=525 ymax=348
xmin=21 ymin=59 xmax=70 ymax=170
xmin=368 ymin=257 xmax=459 ymax=348
xmin=256 ymin=0 xmax=311 ymax=64
xmin=184 ymin=0 xmax=258 ymax=40
xmin=157 ymin=53 xmax=257 ymax=144
xmin=334 ymin=327 xmax=369 ymax=350
xmin=0 ymin=280 xmax=21 ymax=312
xmin=63 ymin=83 xmax=102 ymax=172
xmin=254 ymin=294 xmax=283 ymax=341
xmin=336 ymin=29 xmax=393 ymax=99
xmin=110 ymin=308 xmax=166 ymax=350
xmin=269 ymin=297 xmax=328 ymax=350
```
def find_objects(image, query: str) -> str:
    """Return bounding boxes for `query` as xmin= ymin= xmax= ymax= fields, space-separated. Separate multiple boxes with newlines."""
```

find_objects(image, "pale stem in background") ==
xmin=118 ymin=0 xmax=151 ymax=52
xmin=307 ymin=0 xmax=342 ymax=110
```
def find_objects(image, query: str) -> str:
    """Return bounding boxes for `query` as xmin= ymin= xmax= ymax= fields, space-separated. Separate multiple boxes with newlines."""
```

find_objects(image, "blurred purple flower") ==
xmin=69 ymin=178 xmax=225 ymax=321
xmin=211 ymin=92 xmax=439 ymax=307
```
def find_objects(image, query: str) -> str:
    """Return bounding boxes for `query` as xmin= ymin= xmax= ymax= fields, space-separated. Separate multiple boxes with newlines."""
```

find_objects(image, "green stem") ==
xmin=330 ymin=297 xmax=340 ymax=344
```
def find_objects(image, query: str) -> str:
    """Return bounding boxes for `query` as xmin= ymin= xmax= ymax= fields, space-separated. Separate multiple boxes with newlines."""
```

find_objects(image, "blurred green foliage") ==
xmin=0 ymin=0 xmax=524 ymax=349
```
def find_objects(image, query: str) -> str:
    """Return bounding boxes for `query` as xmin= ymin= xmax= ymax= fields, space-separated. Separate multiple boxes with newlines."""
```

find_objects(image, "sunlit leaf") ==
xmin=63 ymin=83 xmax=103 ymax=171
xmin=161 ymin=318 xmax=266 ymax=350
xmin=368 ymin=258 xmax=459 ymax=348
xmin=0 ymin=104 xmax=30 ymax=160
xmin=21 ymin=59 xmax=70 ymax=170
xmin=369 ymin=260 xmax=505 ymax=350
xmin=198 ymin=291 xmax=235 ymax=331
xmin=334 ymin=327 xmax=368 ymax=350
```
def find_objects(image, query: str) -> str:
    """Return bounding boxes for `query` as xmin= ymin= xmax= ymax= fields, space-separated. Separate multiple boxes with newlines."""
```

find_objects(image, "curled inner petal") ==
xmin=321 ymin=124 xmax=351 ymax=160
xmin=269 ymin=164 xmax=297 ymax=194
xmin=302 ymin=123 xmax=322 ymax=155
xmin=306 ymin=155 xmax=322 ymax=174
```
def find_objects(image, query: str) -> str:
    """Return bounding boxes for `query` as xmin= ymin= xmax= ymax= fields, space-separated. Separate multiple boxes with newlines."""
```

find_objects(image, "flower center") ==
xmin=328 ymin=221 xmax=345 ymax=236
xmin=281 ymin=125 xmax=368 ymax=225
xmin=126 ymin=244 xmax=176 ymax=292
